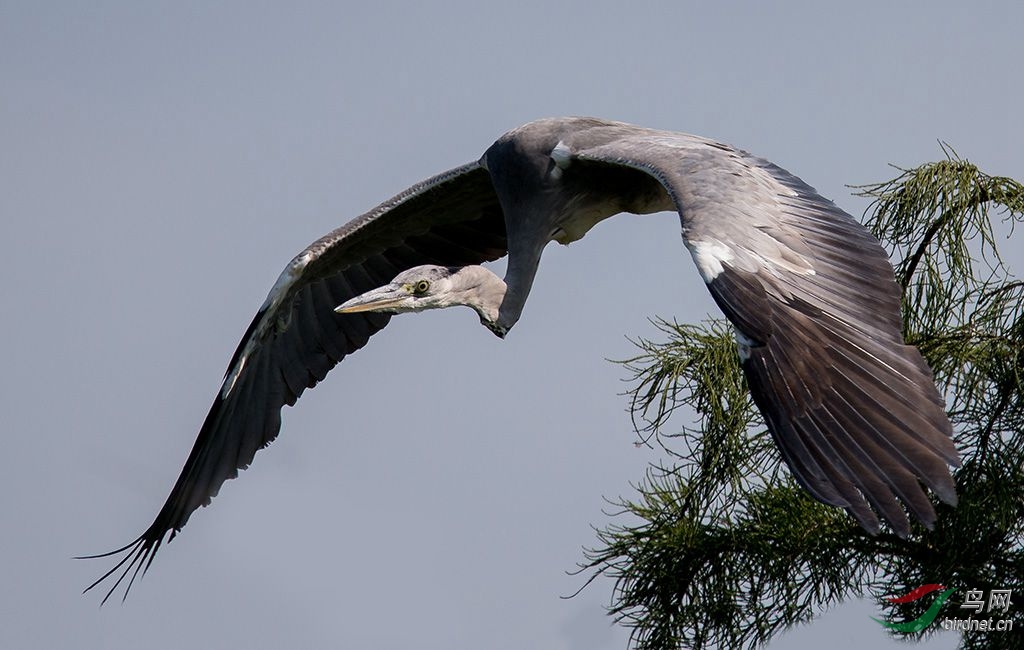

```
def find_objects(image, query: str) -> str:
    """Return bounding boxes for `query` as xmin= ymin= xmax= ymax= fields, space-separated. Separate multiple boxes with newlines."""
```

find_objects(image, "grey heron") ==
xmin=83 ymin=117 xmax=959 ymax=603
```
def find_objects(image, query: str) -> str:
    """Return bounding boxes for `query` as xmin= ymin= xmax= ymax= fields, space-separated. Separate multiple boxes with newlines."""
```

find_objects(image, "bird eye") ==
xmin=414 ymin=280 xmax=430 ymax=294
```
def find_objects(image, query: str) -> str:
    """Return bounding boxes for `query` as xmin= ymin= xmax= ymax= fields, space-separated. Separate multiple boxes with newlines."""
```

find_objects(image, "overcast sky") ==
xmin=3 ymin=2 xmax=1021 ymax=649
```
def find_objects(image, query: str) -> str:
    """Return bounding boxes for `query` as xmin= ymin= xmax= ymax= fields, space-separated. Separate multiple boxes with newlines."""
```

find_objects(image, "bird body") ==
xmin=83 ymin=117 xmax=959 ymax=602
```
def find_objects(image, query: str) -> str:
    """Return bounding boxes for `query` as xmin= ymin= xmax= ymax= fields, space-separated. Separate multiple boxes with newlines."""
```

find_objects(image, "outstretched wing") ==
xmin=82 ymin=162 xmax=506 ymax=602
xmin=573 ymin=126 xmax=958 ymax=536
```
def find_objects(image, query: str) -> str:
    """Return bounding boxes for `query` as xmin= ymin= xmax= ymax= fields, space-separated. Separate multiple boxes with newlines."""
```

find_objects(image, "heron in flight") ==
xmin=83 ymin=117 xmax=959 ymax=602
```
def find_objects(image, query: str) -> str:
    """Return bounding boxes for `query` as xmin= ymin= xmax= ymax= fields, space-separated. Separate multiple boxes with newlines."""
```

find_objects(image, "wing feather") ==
xmin=575 ymin=126 xmax=958 ymax=536
xmin=83 ymin=162 xmax=506 ymax=602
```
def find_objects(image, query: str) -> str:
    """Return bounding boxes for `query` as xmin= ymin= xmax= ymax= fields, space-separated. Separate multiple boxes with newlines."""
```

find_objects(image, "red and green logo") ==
xmin=872 ymin=584 xmax=956 ymax=632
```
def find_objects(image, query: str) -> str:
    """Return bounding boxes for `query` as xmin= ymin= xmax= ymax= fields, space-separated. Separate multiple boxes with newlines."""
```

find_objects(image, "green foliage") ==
xmin=581 ymin=150 xmax=1024 ymax=649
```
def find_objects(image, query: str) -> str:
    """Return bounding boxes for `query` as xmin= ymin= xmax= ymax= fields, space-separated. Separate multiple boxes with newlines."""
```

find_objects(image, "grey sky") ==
xmin=2 ymin=2 xmax=1020 ymax=648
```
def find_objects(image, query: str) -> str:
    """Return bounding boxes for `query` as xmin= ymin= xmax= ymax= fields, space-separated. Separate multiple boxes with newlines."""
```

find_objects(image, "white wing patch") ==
xmin=685 ymin=237 xmax=734 ymax=282
xmin=261 ymin=250 xmax=315 ymax=311
xmin=685 ymin=234 xmax=816 ymax=286
xmin=734 ymin=329 xmax=756 ymax=362
xmin=222 ymin=354 xmax=249 ymax=397
xmin=222 ymin=250 xmax=315 ymax=398
xmin=550 ymin=140 xmax=572 ymax=168
xmin=549 ymin=140 xmax=572 ymax=180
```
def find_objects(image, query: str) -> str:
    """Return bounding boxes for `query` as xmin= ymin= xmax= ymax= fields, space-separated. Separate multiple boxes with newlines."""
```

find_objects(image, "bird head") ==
xmin=335 ymin=265 xmax=509 ymax=337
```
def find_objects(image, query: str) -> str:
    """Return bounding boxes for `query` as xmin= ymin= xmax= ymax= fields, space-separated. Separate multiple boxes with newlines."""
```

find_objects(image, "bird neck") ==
xmin=495 ymin=236 xmax=546 ymax=334
xmin=451 ymin=266 xmax=508 ymax=336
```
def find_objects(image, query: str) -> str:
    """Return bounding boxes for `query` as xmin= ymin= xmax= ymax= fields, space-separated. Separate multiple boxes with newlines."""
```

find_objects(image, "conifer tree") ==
xmin=581 ymin=150 xmax=1024 ymax=649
